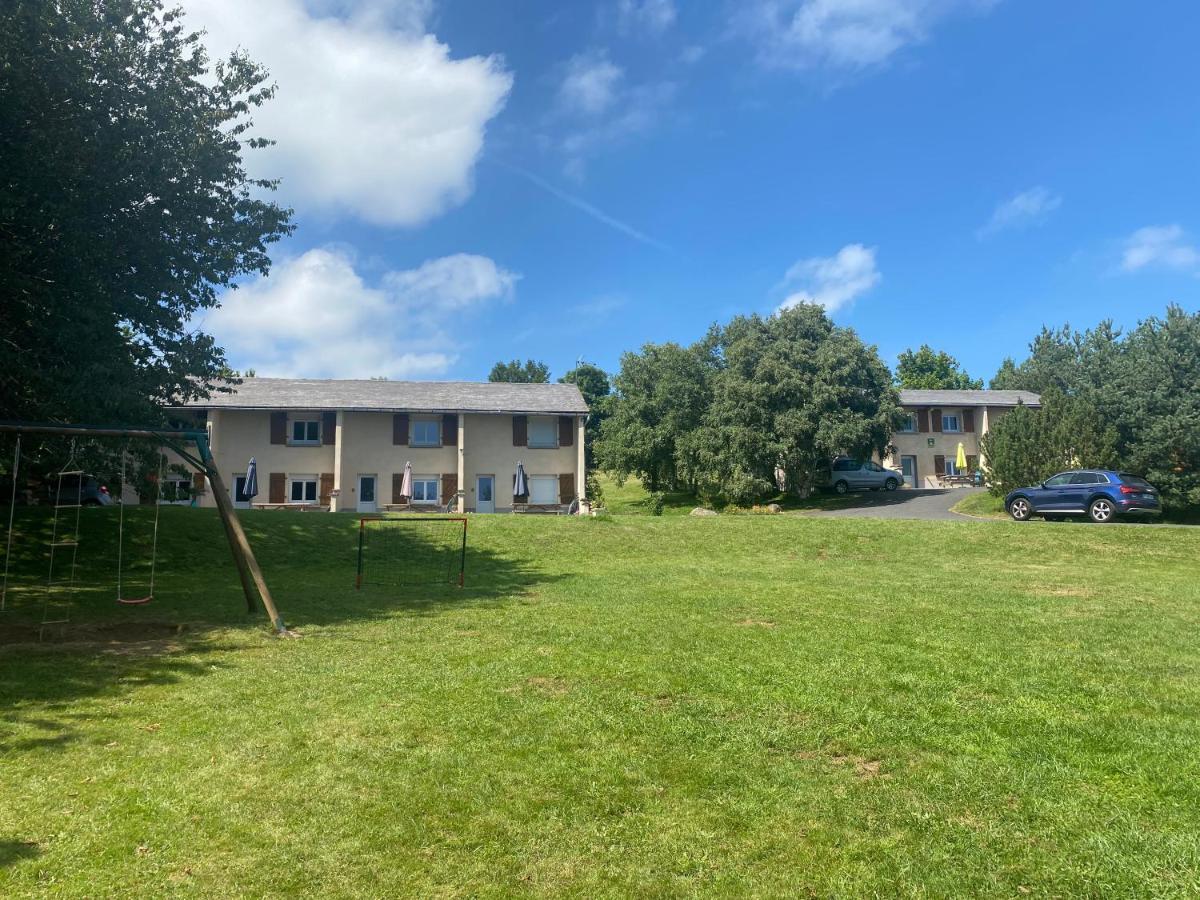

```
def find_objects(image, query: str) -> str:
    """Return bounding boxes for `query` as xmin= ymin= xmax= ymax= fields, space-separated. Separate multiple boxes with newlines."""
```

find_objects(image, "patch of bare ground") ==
xmin=0 ymin=621 xmax=194 ymax=652
xmin=735 ymin=618 xmax=777 ymax=628
xmin=503 ymin=676 xmax=569 ymax=697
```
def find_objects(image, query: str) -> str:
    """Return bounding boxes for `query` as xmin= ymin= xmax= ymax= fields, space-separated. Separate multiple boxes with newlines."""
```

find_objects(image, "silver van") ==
xmin=829 ymin=458 xmax=902 ymax=494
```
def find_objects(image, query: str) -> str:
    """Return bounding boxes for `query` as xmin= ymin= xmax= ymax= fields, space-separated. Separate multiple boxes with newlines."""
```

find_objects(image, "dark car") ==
xmin=1005 ymin=470 xmax=1160 ymax=523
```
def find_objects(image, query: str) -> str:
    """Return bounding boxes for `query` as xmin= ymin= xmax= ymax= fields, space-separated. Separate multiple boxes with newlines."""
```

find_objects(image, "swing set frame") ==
xmin=0 ymin=420 xmax=289 ymax=635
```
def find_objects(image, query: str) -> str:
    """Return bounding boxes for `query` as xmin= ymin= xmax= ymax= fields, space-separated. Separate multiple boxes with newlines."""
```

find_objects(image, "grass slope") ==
xmin=2 ymin=507 xmax=1200 ymax=896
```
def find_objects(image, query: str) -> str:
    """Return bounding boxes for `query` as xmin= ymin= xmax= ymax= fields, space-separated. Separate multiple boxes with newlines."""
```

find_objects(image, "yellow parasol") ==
xmin=956 ymin=441 xmax=968 ymax=472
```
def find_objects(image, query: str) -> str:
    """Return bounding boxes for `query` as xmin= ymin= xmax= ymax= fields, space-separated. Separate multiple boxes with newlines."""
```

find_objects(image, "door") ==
xmin=1036 ymin=472 xmax=1074 ymax=511
xmin=233 ymin=475 xmax=251 ymax=509
xmin=900 ymin=456 xmax=917 ymax=488
xmin=357 ymin=475 xmax=377 ymax=513
xmin=476 ymin=475 xmax=495 ymax=513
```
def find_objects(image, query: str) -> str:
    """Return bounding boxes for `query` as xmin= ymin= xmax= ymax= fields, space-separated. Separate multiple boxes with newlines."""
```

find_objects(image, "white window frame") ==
xmin=528 ymin=475 xmax=558 ymax=505
xmin=941 ymin=413 xmax=961 ymax=433
xmin=898 ymin=413 xmax=917 ymax=433
xmin=410 ymin=475 xmax=440 ymax=504
xmin=944 ymin=459 xmax=960 ymax=476
xmin=160 ymin=475 xmax=192 ymax=505
xmin=289 ymin=418 xmax=321 ymax=445
xmin=288 ymin=474 xmax=318 ymax=504
xmin=410 ymin=418 xmax=441 ymax=447
xmin=527 ymin=417 xmax=558 ymax=449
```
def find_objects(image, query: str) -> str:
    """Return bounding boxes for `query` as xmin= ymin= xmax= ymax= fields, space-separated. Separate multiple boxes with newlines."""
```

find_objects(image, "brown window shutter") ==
xmin=322 ymin=412 xmax=337 ymax=444
xmin=442 ymin=413 xmax=458 ymax=447
xmin=967 ymin=454 xmax=979 ymax=472
xmin=393 ymin=413 xmax=409 ymax=446
xmin=270 ymin=411 xmax=287 ymax=444
xmin=559 ymin=473 xmax=575 ymax=504
xmin=192 ymin=471 xmax=206 ymax=495
xmin=441 ymin=473 xmax=457 ymax=505
xmin=392 ymin=473 xmax=405 ymax=503
xmin=962 ymin=408 xmax=976 ymax=433
xmin=558 ymin=415 xmax=574 ymax=447
xmin=513 ymin=415 xmax=528 ymax=447
xmin=319 ymin=473 xmax=334 ymax=506
xmin=934 ymin=454 xmax=946 ymax=476
xmin=931 ymin=408 xmax=943 ymax=433
xmin=269 ymin=472 xmax=286 ymax=503
xmin=917 ymin=409 xmax=929 ymax=433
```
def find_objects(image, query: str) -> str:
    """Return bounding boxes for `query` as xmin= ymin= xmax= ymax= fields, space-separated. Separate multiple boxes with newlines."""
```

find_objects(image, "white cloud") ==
xmin=204 ymin=247 xmax=517 ymax=378
xmin=776 ymin=244 xmax=881 ymax=312
xmin=978 ymin=186 xmax=1062 ymax=237
xmin=1120 ymin=225 xmax=1200 ymax=273
xmin=559 ymin=51 xmax=625 ymax=116
xmin=617 ymin=0 xmax=677 ymax=34
xmin=559 ymin=80 xmax=677 ymax=177
xmin=738 ymin=0 xmax=997 ymax=72
xmin=183 ymin=0 xmax=512 ymax=226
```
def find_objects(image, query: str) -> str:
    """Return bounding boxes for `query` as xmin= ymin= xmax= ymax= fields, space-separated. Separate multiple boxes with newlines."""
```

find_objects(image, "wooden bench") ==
xmin=512 ymin=503 xmax=570 ymax=515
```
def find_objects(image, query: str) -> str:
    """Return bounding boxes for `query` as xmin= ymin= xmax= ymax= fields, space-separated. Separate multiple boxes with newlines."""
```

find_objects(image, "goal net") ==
xmin=356 ymin=516 xmax=467 ymax=589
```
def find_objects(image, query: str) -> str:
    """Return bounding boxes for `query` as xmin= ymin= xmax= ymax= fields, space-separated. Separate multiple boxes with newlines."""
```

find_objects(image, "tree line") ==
xmin=493 ymin=304 xmax=1200 ymax=510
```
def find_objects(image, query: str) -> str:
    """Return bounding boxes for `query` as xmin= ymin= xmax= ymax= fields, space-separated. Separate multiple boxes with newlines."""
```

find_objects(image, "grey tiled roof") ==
xmin=179 ymin=378 xmax=589 ymax=414
xmin=899 ymin=389 xmax=1041 ymax=407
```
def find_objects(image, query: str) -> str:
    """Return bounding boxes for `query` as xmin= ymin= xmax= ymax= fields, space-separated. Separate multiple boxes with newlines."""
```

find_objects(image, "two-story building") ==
xmin=171 ymin=378 xmax=589 ymax=513
xmin=886 ymin=389 xmax=1041 ymax=488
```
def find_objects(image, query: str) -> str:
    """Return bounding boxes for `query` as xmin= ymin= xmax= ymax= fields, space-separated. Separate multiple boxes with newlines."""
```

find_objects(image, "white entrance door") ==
xmin=900 ymin=456 xmax=917 ymax=488
xmin=357 ymin=475 xmax=377 ymax=513
xmin=476 ymin=475 xmax=495 ymax=513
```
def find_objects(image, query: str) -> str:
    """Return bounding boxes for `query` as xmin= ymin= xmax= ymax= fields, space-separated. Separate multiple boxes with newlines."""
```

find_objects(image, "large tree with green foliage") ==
xmin=488 ymin=359 xmax=550 ymax=383
xmin=0 ymin=0 xmax=292 ymax=427
xmin=981 ymin=389 xmax=1119 ymax=496
xmin=985 ymin=306 xmax=1200 ymax=507
xmin=895 ymin=345 xmax=982 ymax=390
xmin=680 ymin=305 xmax=903 ymax=504
xmin=598 ymin=304 xmax=902 ymax=504
xmin=595 ymin=342 xmax=715 ymax=491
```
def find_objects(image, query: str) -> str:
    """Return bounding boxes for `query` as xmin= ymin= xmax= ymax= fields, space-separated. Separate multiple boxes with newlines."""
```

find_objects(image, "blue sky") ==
xmin=191 ymin=0 xmax=1200 ymax=385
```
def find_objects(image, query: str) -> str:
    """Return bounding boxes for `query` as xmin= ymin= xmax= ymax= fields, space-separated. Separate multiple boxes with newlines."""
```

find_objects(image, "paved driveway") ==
xmin=805 ymin=487 xmax=980 ymax=521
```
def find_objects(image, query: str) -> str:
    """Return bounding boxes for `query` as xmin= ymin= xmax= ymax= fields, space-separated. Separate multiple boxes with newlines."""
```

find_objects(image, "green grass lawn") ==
xmin=2 ymin=505 xmax=1200 ymax=896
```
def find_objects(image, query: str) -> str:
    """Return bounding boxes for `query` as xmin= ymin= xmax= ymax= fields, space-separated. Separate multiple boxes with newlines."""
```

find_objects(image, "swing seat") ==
xmin=118 ymin=595 xmax=153 ymax=606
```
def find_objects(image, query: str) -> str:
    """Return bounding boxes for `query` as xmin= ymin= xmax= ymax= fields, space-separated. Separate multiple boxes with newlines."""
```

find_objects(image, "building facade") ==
xmin=885 ymin=389 xmax=1041 ymax=488
xmin=172 ymin=378 xmax=589 ymax=514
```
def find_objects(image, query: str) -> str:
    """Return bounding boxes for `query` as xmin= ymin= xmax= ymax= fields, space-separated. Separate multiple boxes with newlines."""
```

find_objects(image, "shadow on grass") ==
xmin=0 ymin=838 xmax=41 ymax=868
xmin=0 ymin=509 xmax=563 ymax=750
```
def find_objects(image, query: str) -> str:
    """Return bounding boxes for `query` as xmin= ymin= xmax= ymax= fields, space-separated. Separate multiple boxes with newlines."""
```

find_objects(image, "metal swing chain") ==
xmin=147 ymin=451 xmax=165 ymax=598
xmin=116 ymin=447 xmax=127 ymax=601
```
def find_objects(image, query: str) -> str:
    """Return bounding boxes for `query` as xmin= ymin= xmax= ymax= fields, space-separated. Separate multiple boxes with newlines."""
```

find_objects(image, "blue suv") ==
xmin=1005 ymin=470 xmax=1160 ymax=523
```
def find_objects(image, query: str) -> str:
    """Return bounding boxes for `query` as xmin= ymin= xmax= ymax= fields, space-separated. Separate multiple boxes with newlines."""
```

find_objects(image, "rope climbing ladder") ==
xmin=42 ymin=447 xmax=84 ymax=639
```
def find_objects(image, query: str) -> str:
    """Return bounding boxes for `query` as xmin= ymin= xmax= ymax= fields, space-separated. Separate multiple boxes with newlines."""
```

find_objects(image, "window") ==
xmin=291 ymin=419 xmax=320 ymax=444
xmin=832 ymin=459 xmax=860 ymax=472
xmin=864 ymin=461 xmax=884 ymax=472
xmin=289 ymin=475 xmax=318 ymax=503
xmin=411 ymin=476 xmax=439 ymax=503
xmin=161 ymin=477 xmax=192 ymax=504
xmin=528 ymin=417 xmax=558 ymax=449
xmin=1044 ymin=473 xmax=1071 ymax=488
xmin=898 ymin=413 xmax=917 ymax=433
xmin=941 ymin=414 xmax=961 ymax=433
xmin=944 ymin=459 xmax=960 ymax=476
xmin=529 ymin=475 xmax=558 ymax=505
xmin=411 ymin=419 xmax=440 ymax=447
xmin=1070 ymin=472 xmax=1104 ymax=485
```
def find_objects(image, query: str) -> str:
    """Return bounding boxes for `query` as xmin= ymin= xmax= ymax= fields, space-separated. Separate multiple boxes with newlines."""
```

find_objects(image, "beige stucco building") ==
xmin=884 ymin=389 xmax=1041 ymax=488
xmin=170 ymin=378 xmax=588 ymax=514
